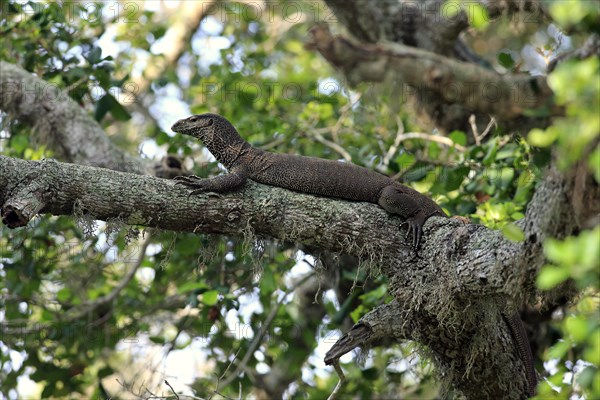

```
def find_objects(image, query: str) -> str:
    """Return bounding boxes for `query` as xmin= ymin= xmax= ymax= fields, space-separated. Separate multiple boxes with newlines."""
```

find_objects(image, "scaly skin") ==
xmin=171 ymin=113 xmax=537 ymax=396
xmin=171 ymin=113 xmax=445 ymax=250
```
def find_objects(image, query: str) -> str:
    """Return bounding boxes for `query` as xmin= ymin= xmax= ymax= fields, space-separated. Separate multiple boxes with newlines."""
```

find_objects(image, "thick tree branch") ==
xmin=307 ymin=25 xmax=554 ymax=123
xmin=324 ymin=0 xmax=468 ymax=53
xmin=1 ymin=155 xmax=578 ymax=302
xmin=0 ymin=154 xmax=584 ymax=398
xmin=324 ymin=300 xmax=412 ymax=365
xmin=324 ymin=0 xmax=548 ymax=52
xmin=0 ymin=61 xmax=148 ymax=174
xmin=0 ymin=155 xmax=414 ymax=263
xmin=316 ymin=2 xmax=554 ymax=134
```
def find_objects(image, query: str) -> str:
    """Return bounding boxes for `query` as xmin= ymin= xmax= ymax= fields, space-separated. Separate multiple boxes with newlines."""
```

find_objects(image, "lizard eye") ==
xmin=189 ymin=116 xmax=199 ymax=123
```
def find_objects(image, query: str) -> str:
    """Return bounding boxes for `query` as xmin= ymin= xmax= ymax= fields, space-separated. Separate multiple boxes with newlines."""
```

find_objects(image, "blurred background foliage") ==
xmin=0 ymin=0 xmax=598 ymax=399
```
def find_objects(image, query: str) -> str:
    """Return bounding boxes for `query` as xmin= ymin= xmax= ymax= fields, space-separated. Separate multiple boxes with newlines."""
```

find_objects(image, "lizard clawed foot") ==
xmin=174 ymin=175 xmax=205 ymax=186
xmin=399 ymin=213 xmax=426 ymax=257
xmin=174 ymin=175 xmax=210 ymax=193
xmin=174 ymin=175 xmax=222 ymax=197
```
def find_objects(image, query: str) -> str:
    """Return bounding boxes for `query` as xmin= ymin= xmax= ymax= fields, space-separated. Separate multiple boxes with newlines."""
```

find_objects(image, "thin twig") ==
xmin=164 ymin=380 xmax=180 ymax=400
xmin=470 ymin=114 xmax=497 ymax=146
xmin=327 ymin=360 xmax=346 ymax=400
xmin=2 ymin=232 xmax=153 ymax=335
xmin=217 ymin=273 xmax=315 ymax=389
xmin=479 ymin=116 xmax=497 ymax=143
xmin=302 ymin=92 xmax=362 ymax=162
xmin=469 ymin=114 xmax=480 ymax=145
xmin=382 ymin=117 xmax=406 ymax=168
xmin=117 ymin=376 xmax=207 ymax=400
xmin=89 ymin=231 xmax=152 ymax=306
xmin=212 ymin=347 xmax=244 ymax=399
xmin=328 ymin=92 xmax=362 ymax=142
xmin=258 ymin=136 xmax=286 ymax=150
xmin=308 ymin=129 xmax=353 ymax=162
xmin=396 ymin=132 xmax=467 ymax=152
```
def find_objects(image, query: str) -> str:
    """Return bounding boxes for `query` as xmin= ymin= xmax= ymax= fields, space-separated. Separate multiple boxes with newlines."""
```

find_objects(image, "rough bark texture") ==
xmin=303 ymin=4 xmax=598 ymax=395
xmin=307 ymin=25 xmax=554 ymax=134
xmin=0 ymin=154 xmax=582 ymax=398
xmin=0 ymin=156 xmax=414 ymax=260
xmin=317 ymin=0 xmax=554 ymax=135
xmin=0 ymin=61 xmax=148 ymax=174
xmin=1 ymin=1 xmax=596 ymax=397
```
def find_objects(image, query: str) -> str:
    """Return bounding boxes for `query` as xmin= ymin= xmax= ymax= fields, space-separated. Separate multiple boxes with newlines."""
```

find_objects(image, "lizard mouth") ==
xmin=171 ymin=118 xmax=213 ymax=134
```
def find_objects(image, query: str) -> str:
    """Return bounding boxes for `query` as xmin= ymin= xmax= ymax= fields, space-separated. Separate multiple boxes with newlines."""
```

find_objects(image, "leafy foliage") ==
xmin=0 ymin=0 xmax=598 ymax=399
xmin=1 ymin=1 xmax=130 ymax=121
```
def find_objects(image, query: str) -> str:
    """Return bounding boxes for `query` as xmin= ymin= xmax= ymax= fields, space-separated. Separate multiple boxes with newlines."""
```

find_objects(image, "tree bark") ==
xmin=0 ymin=61 xmax=148 ymax=174
xmin=318 ymin=0 xmax=554 ymax=135
xmin=0 ymin=153 xmax=581 ymax=398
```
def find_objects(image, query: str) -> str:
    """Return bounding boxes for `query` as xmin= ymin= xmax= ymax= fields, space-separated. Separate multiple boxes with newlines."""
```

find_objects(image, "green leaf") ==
xmin=94 ymin=94 xmax=111 ymax=122
xmin=260 ymin=269 xmax=277 ymax=293
xmin=585 ymin=329 xmax=600 ymax=365
xmin=107 ymin=95 xmax=131 ymax=121
xmin=528 ymin=128 xmax=558 ymax=147
xmin=444 ymin=166 xmax=470 ymax=191
xmin=537 ymin=265 xmax=570 ymax=290
xmin=42 ymin=383 xmax=56 ymax=399
xmin=466 ymin=3 xmax=490 ymax=30
xmin=56 ymin=287 xmax=71 ymax=302
xmin=403 ymin=163 xmax=433 ymax=182
xmin=550 ymin=0 xmax=599 ymax=28
xmin=149 ymin=335 xmax=166 ymax=344
xmin=94 ymin=93 xmax=131 ymax=122
xmin=498 ymin=52 xmax=515 ymax=69
xmin=11 ymin=135 xmax=29 ymax=153
xmin=565 ymin=315 xmax=589 ymax=342
xmin=576 ymin=366 xmax=598 ymax=390
xmin=547 ymin=339 xmax=571 ymax=359
xmin=449 ymin=130 xmax=467 ymax=146
xmin=359 ymin=284 xmax=388 ymax=304
xmin=394 ymin=152 xmax=415 ymax=173
xmin=482 ymin=139 xmax=498 ymax=166
xmin=514 ymin=170 xmax=535 ymax=204
xmin=97 ymin=366 xmax=114 ymax=379
xmin=350 ymin=304 xmax=366 ymax=323
xmin=155 ymin=131 xmax=171 ymax=146
xmin=510 ymin=212 xmax=525 ymax=220
xmin=361 ymin=367 xmax=379 ymax=380
xmin=201 ymin=290 xmax=219 ymax=306
xmin=85 ymin=46 xmax=102 ymax=64
xmin=502 ymin=223 xmax=524 ymax=242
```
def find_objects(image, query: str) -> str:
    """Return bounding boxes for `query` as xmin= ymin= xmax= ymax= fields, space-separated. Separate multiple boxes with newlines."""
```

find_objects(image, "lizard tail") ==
xmin=503 ymin=312 xmax=537 ymax=397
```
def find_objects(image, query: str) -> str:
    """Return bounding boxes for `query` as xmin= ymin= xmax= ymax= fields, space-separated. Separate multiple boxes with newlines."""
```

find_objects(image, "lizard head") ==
xmin=171 ymin=114 xmax=217 ymax=141
xmin=171 ymin=114 xmax=247 ymax=162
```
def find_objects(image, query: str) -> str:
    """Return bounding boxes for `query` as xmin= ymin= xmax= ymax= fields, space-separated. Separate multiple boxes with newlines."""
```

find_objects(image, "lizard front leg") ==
xmin=174 ymin=165 xmax=248 ymax=195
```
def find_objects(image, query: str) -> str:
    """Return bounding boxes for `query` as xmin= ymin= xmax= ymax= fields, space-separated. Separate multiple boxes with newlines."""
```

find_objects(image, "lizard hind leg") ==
xmin=378 ymin=185 xmax=426 ymax=252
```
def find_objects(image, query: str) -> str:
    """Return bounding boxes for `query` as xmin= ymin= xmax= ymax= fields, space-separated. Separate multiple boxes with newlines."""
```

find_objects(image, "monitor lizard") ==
xmin=171 ymin=113 xmax=537 ymax=396
xmin=171 ymin=113 xmax=446 ymax=251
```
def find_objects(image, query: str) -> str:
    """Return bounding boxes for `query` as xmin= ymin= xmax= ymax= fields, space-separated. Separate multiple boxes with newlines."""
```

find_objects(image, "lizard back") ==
xmin=243 ymin=148 xmax=394 ymax=203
